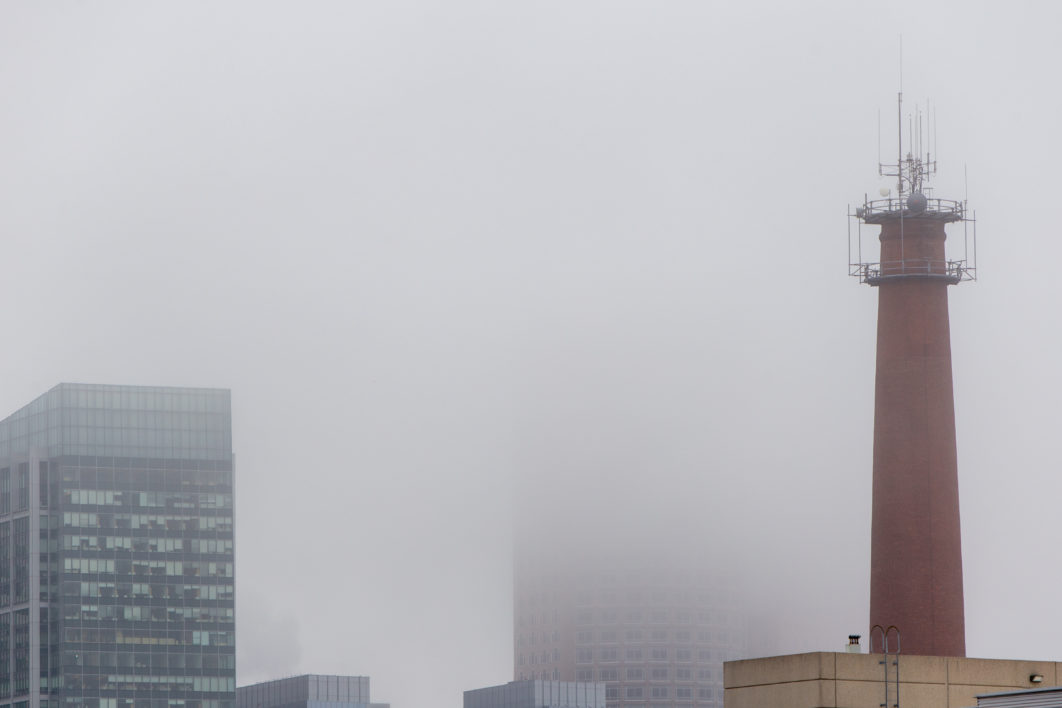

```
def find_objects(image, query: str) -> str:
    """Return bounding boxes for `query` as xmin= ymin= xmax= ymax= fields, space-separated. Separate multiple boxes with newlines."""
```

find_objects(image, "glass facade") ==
xmin=464 ymin=680 xmax=605 ymax=708
xmin=236 ymin=676 xmax=378 ymax=708
xmin=0 ymin=384 xmax=235 ymax=708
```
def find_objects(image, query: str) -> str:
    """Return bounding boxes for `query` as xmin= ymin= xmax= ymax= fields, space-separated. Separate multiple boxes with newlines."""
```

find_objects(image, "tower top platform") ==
xmin=855 ymin=194 xmax=965 ymax=224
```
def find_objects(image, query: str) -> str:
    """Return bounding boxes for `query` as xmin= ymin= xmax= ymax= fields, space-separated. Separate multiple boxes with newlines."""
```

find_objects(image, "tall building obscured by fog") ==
xmin=513 ymin=543 xmax=747 ymax=708
xmin=0 ymin=383 xmax=235 ymax=708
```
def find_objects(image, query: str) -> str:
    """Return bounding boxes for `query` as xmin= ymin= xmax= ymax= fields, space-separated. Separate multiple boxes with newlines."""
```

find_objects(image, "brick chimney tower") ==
xmin=851 ymin=93 xmax=976 ymax=656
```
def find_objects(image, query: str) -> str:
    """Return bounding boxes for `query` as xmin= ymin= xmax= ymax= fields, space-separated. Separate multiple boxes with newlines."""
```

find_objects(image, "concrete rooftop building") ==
xmin=724 ymin=652 xmax=1059 ymax=708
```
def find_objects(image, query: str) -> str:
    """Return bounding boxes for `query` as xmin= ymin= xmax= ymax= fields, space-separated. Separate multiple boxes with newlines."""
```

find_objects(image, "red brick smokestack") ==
xmin=867 ymin=209 xmax=966 ymax=656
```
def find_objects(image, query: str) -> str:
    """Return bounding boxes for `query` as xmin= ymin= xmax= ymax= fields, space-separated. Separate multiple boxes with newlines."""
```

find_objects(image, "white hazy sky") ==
xmin=3 ymin=3 xmax=1062 ymax=707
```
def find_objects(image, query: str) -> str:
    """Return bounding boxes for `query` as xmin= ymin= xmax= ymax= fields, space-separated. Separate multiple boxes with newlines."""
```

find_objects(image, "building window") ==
xmin=675 ymin=687 xmax=692 ymax=699
xmin=576 ymin=670 xmax=593 ymax=681
xmin=599 ymin=669 xmax=618 ymax=681
xmin=676 ymin=630 xmax=691 ymax=643
xmin=650 ymin=668 xmax=668 ymax=680
xmin=600 ymin=630 xmax=617 ymax=643
xmin=626 ymin=629 xmax=643 ymax=642
xmin=626 ymin=687 xmax=643 ymax=699
xmin=651 ymin=629 xmax=668 ymax=642
xmin=698 ymin=688 xmax=712 ymax=699
xmin=650 ymin=687 xmax=668 ymax=699
xmin=650 ymin=648 xmax=668 ymax=661
xmin=605 ymin=687 xmax=619 ymax=700
xmin=626 ymin=647 xmax=643 ymax=661
xmin=576 ymin=648 xmax=592 ymax=664
xmin=675 ymin=667 xmax=691 ymax=680
xmin=677 ymin=649 xmax=692 ymax=662
xmin=599 ymin=648 xmax=618 ymax=662
xmin=576 ymin=631 xmax=593 ymax=644
xmin=626 ymin=668 xmax=643 ymax=680
xmin=16 ymin=464 xmax=28 ymax=512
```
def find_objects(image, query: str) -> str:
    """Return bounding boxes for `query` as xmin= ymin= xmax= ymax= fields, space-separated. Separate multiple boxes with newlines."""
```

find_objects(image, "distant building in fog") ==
xmin=513 ymin=547 xmax=747 ymax=708
xmin=465 ymin=680 xmax=605 ymax=708
xmin=237 ymin=675 xmax=389 ymax=708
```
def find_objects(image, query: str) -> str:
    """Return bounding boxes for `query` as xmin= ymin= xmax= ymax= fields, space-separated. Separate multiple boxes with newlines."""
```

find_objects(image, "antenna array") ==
xmin=878 ymin=92 xmax=938 ymax=198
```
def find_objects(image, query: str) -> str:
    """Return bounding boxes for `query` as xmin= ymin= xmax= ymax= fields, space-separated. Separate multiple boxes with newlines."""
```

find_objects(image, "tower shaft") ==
xmin=869 ymin=216 xmax=966 ymax=656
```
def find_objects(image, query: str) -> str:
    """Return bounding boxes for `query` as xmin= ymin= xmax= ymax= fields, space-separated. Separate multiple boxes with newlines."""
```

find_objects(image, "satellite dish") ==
xmin=879 ymin=187 xmax=891 ymax=197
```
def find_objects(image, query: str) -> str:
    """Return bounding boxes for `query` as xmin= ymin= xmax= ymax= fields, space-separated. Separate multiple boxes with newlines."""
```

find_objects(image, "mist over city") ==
xmin=3 ymin=3 xmax=1062 ymax=708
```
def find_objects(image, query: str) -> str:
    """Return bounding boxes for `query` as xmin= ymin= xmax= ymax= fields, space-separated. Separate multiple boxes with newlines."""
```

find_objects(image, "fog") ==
xmin=3 ymin=2 xmax=1062 ymax=707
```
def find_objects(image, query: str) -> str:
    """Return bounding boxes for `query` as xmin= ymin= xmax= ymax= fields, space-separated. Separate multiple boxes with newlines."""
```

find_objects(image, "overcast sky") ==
xmin=3 ymin=2 xmax=1062 ymax=707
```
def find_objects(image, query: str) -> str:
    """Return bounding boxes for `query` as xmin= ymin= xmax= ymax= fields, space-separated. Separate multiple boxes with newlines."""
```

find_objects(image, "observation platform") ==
xmin=852 ymin=259 xmax=972 ymax=286
xmin=855 ymin=196 xmax=965 ymax=224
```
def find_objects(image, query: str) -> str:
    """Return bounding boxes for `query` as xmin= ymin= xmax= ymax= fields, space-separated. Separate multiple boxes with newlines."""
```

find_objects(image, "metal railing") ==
xmin=855 ymin=196 xmax=965 ymax=221
xmin=849 ymin=259 xmax=975 ymax=284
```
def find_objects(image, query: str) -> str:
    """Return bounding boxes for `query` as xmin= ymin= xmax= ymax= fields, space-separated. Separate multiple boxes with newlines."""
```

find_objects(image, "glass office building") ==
xmin=0 ymin=384 xmax=235 ymax=708
xmin=237 ymin=675 xmax=389 ymax=708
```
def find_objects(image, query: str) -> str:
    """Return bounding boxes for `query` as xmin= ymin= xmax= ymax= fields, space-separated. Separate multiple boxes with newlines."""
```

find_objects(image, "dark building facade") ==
xmin=0 ymin=383 xmax=235 ymax=708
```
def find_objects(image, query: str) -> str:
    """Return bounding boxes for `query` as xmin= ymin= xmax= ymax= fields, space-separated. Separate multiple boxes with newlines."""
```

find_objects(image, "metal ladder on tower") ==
xmin=870 ymin=625 xmax=900 ymax=708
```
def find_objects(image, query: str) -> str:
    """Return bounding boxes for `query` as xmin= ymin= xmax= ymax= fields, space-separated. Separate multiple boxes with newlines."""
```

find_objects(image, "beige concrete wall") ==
xmin=724 ymin=653 xmax=1061 ymax=708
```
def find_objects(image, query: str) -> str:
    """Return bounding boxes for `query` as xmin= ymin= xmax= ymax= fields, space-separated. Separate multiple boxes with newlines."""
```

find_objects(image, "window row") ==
xmin=63 ymin=512 xmax=232 ymax=532
xmin=63 ymin=490 xmax=232 ymax=510
xmin=577 ymin=667 xmax=712 ymax=681
xmin=618 ymin=686 xmax=713 ymax=699
xmin=517 ymin=650 xmax=559 ymax=665
xmin=575 ymin=629 xmax=720 ymax=644
xmin=61 ymin=672 xmax=235 ymax=694
xmin=58 ymin=698 xmax=233 ymax=708
xmin=63 ymin=558 xmax=233 ymax=578
xmin=577 ymin=670 xmax=709 ymax=679
xmin=64 ymin=535 xmax=232 ymax=554
xmin=58 ymin=626 xmax=233 ymax=646
xmin=59 ymin=581 xmax=234 ymax=604
xmin=575 ymin=647 xmax=708 ymax=663
xmin=575 ymin=608 xmax=730 ymax=625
